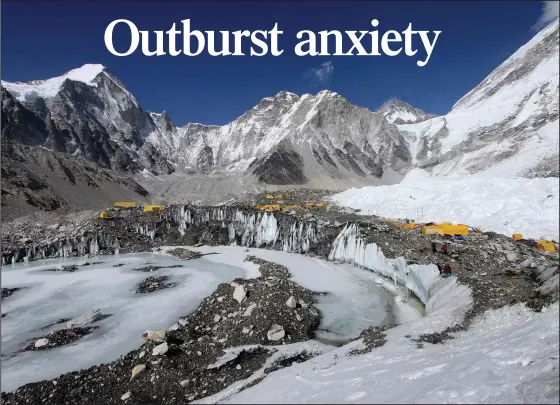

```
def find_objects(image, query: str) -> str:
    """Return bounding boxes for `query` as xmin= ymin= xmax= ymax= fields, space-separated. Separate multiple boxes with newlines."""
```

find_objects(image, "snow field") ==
xmin=1 ymin=64 xmax=105 ymax=103
xmin=217 ymin=302 xmax=559 ymax=404
xmin=330 ymin=170 xmax=560 ymax=241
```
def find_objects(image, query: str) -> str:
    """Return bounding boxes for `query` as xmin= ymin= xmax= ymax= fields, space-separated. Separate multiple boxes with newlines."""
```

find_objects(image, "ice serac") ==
xmin=399 ymin=18 xmax=559 ymax=178
xmin=328 ymin=223 xmax=472 ymax=314
xmin=172 ymin=206 xmax=324 ymax=253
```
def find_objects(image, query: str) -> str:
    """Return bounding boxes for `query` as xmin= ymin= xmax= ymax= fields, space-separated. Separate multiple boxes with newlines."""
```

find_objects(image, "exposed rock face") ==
xmin=1 ymin=67 xmax=174 ymax=175
xmin=0 ymin=135 xmax=149 ymax=221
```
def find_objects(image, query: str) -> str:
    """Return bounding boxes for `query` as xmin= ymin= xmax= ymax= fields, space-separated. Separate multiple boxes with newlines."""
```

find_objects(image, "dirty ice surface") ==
xmin=172 ymin=246 xmax=422 ymax=343
xmin=0 ymin=253 xmax=246 ymax=392
xmin=1 ymin=248 xmax=411 ymax=392
xmin=213 ymin=302 xmax=560 ymax=404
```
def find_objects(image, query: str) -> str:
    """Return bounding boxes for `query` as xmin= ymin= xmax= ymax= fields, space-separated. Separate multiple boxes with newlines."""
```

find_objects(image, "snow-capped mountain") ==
xmin=148 ymin=90 xmax=411 ymax=185
xmin=2 ymin=18 xmax=558 ymax=196
xmin=2 ymin=64 xmax=174 ymax=175
xmin=398 ymin=19 xmax=559 ymax=178
xmin=377 ymin=98 xmax=437 ymax=124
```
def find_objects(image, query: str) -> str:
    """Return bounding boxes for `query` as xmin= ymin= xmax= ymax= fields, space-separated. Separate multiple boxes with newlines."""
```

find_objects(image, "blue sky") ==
xmin=1 ymin=1 xmax=556 ymax=126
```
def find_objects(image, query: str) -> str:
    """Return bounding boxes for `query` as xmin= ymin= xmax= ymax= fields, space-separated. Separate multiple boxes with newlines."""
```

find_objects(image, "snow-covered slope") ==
xmin=212 ymin=302 xmax=560 ymax=404
xmin=330 ymin=169 xmax=560 ymax=240
xmin=2 ymin=64 xmax=105 ymax=103
xmin=399 ymin=19 xmax=559 ymax=178
xmin=377 ymin=98 xmax=437 ymax=124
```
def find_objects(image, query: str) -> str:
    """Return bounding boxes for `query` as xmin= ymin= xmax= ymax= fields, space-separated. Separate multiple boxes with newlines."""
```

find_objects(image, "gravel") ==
xmin=0 ymin=256 xmax=323 ymax=404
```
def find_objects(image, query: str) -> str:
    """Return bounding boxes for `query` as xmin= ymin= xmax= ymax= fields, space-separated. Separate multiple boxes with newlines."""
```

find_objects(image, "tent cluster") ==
xmin=258 ymin=191 xmax=326 ymax=212
xmin=386 ymin=220 xmax=470 ymax=237
xmin=98 ymin=203 xmax=167 ymax=219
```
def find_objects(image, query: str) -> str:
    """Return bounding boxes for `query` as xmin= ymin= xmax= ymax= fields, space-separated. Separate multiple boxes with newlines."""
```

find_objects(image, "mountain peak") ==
xmin=316 ymin=89 xmax=338 ymax=97
xmin=452 ymin=16 xmax=559 ymax=112
xmin=378 ymin=97 xmax=411 ymax=109
xmin=60 ymin=64 xmax=107 ymax=83
xmin=273 ymin=90 xmax=299 ymax=100
xmin=377 ymin=97 xmax=437 ymax=124
xmin=1 ymin=63 xmax=107 ymax=103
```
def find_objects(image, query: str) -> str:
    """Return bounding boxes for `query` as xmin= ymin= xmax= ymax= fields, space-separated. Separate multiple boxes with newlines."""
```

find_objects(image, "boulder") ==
xmin=285 ymin=296 xmax=297 ymax=308
xmin=130 ymin=364 xmax=146 ymax=380
xmin=267 ymin=324 xmax=285 ymax=341
xmin=34 ymin=338 xmax=49 ymax=348
xmin=142 ymin=329 xmax=167 ymax=342
xmin=506 ymin=252 xmax=518 ymax=262
xmin=233 ymin=285 xmax=247 ymax=304
xmin=152 ymin=342 xmax=169 ymax=356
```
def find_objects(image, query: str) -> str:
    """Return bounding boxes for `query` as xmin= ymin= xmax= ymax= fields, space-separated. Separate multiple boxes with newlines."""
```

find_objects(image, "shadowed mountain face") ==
xmin=0 ymin=136 xmax=149 ymax=221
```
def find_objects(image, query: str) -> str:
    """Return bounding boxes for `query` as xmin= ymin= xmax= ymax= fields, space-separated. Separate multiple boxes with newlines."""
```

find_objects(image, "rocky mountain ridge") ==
xmin=1 ymin=19 xmax=558 ymax=216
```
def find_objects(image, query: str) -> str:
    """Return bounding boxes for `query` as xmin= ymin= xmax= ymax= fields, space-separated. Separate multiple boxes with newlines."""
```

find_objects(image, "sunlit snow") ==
xmin=330 ymin=169 xmax=559 ymax=240
xmin=214 ymin=302 xmax=559 ymax=404
xmin=1 ymin=64 xmax=105 ymax=103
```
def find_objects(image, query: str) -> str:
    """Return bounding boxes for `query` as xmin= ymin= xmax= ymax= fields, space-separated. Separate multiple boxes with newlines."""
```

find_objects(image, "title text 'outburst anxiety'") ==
xmin=104 ymin=19 xmax=441 ymax=67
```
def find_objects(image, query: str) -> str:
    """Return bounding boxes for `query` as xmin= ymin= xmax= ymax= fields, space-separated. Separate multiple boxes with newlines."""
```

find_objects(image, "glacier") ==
xmin=330 ymin=169 xmax=560 ymax=241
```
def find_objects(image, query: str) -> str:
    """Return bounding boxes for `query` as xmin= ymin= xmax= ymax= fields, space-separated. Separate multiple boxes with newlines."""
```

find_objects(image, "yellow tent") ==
xmin=441 ymin=223 xmax=469 ymax=236
xmin=143 ymin=205 xmax=165 ymax=212
xmin=256 ymin=204 xmax=280 ymax=211
xmin=265 ymin=194 xmax=274 ymax=199
xmin=98 ymin=211 xmax=112 ymax=219
xmin=422 ymin=224 xmax=443 ymax=235
xmin=536 ymin=240 xmax=557 ymax=252
xmin=403 ymin=222 xmax=420 ymax=230
xmin=422 ymin=223 xmax=469 ymax=236
xmin=115 ymin=202 xmax=137 ymax=208
xmin=512 ymin=233 xmax=523 ymax=240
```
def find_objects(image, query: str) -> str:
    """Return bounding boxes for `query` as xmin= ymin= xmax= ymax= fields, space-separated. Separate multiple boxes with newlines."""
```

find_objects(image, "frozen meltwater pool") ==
xmin=1 ymin=248 xmax=416 ymax=392
xmin=179 ymin=247 xmax=422 ymax=342
xmin=1 ymin=252 xmax=247 ymax=392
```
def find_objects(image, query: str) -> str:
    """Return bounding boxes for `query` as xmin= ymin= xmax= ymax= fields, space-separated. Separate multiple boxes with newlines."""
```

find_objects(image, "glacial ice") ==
xmin=0 ymin=253 xmax=246 ymax=392
xmin=328 ymin=223 xmax=472 ymax=314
